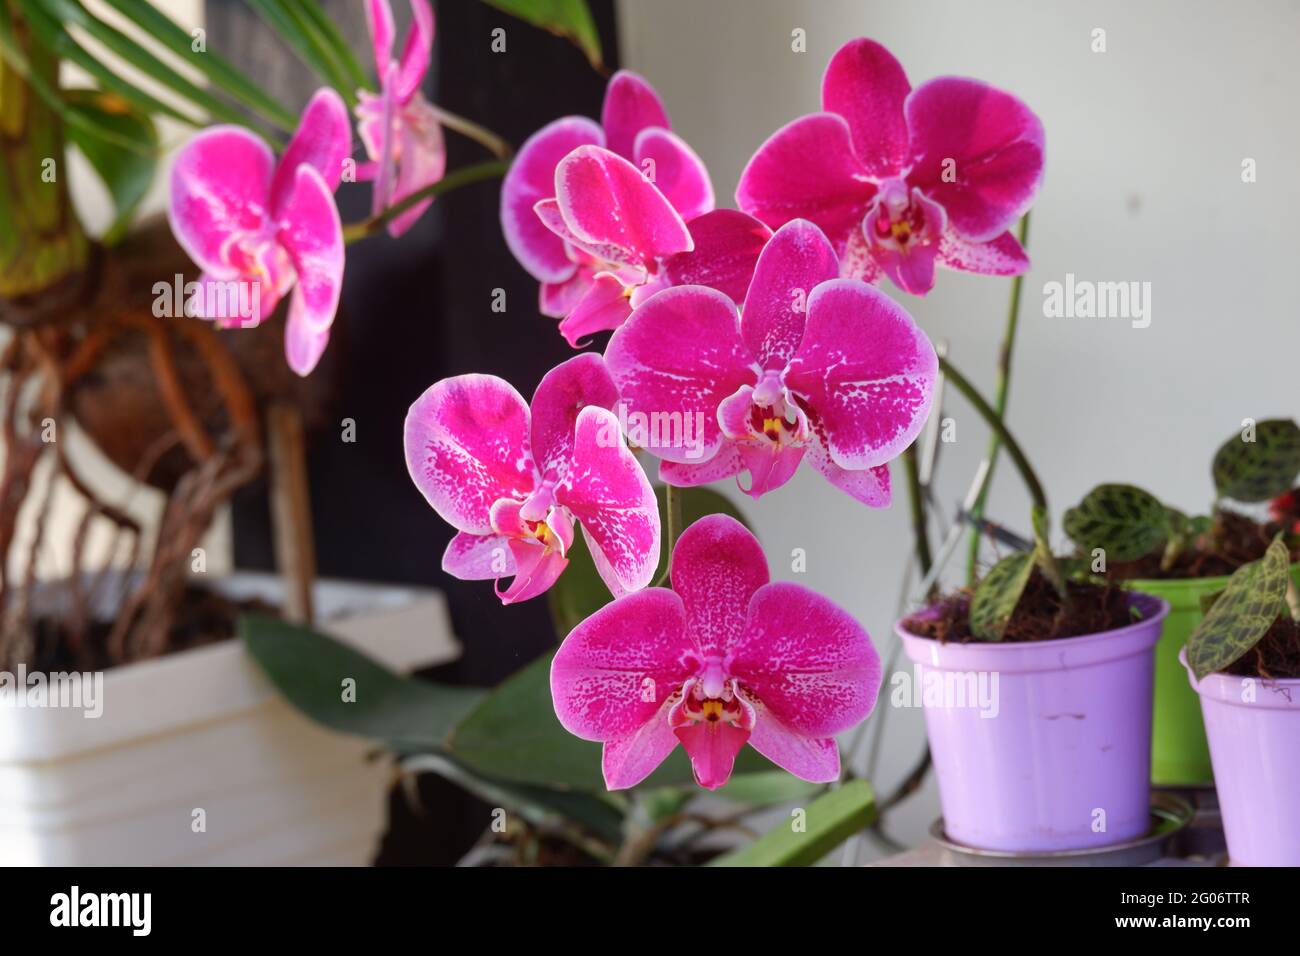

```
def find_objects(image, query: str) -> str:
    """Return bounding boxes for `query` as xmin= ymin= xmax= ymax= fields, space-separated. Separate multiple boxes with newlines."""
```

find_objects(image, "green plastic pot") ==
xmin=1128 ymin=564 xmax=1300 ymax=786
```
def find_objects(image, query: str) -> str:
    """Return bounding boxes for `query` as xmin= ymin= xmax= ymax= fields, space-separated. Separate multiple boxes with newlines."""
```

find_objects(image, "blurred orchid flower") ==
xmin=500 ymin=71 xmax=724 ymax=327
xmin=605 ymin=219 xmax=937 ymax=504
xmin=737 ymin=38 xmax=1044 ymax=296
xmin=404 ymin=354 xmax=659 ymax=604
xmin=169 ymin=88 xmax=350 ymax=376
xmin=357 ymin=0 xmax=446 ymax=237
xmin=552 ymin=514 xmax=882 ymax=790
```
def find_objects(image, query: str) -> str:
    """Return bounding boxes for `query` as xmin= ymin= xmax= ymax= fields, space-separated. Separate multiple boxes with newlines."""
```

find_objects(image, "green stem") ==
xmin=902 ymin=443 xmax=933 ymax=582
xmin=964 ymin=212 xmax=1031 ymax=585
xmin=665 ymin=484 xmax=683 ymax=558
xmin=432 ymin=105 xmax=513 ymax=161
xmin=939 ymin=356 xmax=1048 ymax=521
xmin=342 ymin=159 xmax=510 ymax=244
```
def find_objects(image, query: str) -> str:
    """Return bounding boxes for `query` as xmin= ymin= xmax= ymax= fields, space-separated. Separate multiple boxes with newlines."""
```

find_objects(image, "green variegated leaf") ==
xmin=1212 ymin=419 xmax=1300 ymax=503
xmin=1063 ymin=484 xmax=1169 ymax=563
xmin=970 ymin=551 xmax=1035 ymax=642
xmin=1186 ymin=536 xmax=1290 ymax=679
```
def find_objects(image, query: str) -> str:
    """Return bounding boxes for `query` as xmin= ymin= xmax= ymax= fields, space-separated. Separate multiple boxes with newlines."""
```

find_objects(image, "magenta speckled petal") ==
xmin=560 ymin=406 xmax=660 ymax=597
xmin=441 ymin=531 xmax=515 ymax=580
xmin=732 ymin=581 xmax=881 ymax=736
xmin=740 ymin=219 xmax=838 ymax=369
xmin=905 ymin=76 xmax=1044 ymax=242
xmin=661 ymin=209 xmax=771 ymax=305
xmin=735 ymin=112 xmax=875 ymax=250
xmin=938 ymin=228 xmax=1030 ymax=276
xmin=633 ymin=126 xmax=713 ymax=221
xmin=604 ymin=286 xmax=754 ymax=465
xmin=530 ymin=353 xmax=619 ymax=480
xmin=554 ymin=146 xmax=692 ymax=265
xmin=271 ymin=88 xmax=351 ymax=210
xmin=600 ymin=70 xmax=670 ymax=160
xmin=785 ymin=279 xmax=936 ymax=470
xmin=806 ymin=441 xmax=892 ymax=508
xmin=821 ymin=37 xmax=911 ymax=177
xmin=669 ymin=514 xmax=769 ymax=658
xmin=550 ymin=587 xmax=693 ymax=741
xmin=403 ymin=374 xmax=535 ymax=533
xmin=742 ymin=689 xmax=842 ymax=783
xmin=500 ymin=116 xmax=604 ymax=282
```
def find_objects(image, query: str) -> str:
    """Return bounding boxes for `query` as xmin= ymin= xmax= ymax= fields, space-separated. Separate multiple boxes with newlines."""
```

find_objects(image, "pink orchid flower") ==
xmin=552 ymin=513 xmax=882 ymax=790
xmin=169 ymin=89 xmax=350 ymax=376
xmin=737 ymin=38 xmax=1044 ymax=296
xmin=356 ymin=0 xmax=446 ymax=237
xmin=404 ymin=353 xmax=659 ymax=605
xmin=531 ymin=147 xmax=771 ymax=347
xmin=500 ymin=71 xmax=720 ymax=322
xmin=605 ymin=218 xmax=937 ymax=505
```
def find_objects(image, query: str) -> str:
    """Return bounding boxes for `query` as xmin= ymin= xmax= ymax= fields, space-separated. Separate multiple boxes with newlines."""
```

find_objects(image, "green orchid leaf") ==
xmin=1186 ymin=536 xmax=1290 ymax=680
xmin=62 ymin=88 xmax=157 ymax=245
xmin=244 ymin=0 xmax=359 ymax=106
xmin=970 ymin=551 xmax=1035 ymax=641
xmin=240 ymin=614 xmax=484 ymax=753
xmin=1212 ymin=419 xmax=1300 ymax=503
xmin=1063 ymin=483 xmax=1170 ymax=563
xmin=479 ymin=0 xmax=604 ymax=70
xmin=707 ymin=780 xmax=876 ymax=867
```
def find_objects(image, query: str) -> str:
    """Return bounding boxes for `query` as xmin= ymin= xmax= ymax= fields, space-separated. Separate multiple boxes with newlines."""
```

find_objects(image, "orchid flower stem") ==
xmin=938 ymin=355 xmax=1049 ymax=522
xmin=963 ymin=212 xmax=1031 ymax=586
xmin=902 ymin=443 xmax=933 ymax=585
xmin=665 ymin=484 xmax=683 ymax=563
xmin=341 ymin=158 xmax=511 ymax=244
xmin=431 ymin=105 xmax=514 ymax=160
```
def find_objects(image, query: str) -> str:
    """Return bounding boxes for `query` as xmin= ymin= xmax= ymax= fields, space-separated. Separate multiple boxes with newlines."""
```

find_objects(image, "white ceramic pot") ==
xmin=0 ymin=574 xmax=460 ymax=866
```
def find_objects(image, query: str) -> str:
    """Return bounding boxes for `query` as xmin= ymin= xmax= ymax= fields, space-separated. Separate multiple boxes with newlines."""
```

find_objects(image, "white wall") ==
xmin=617 ymin=0 xmax=1300 ymax=855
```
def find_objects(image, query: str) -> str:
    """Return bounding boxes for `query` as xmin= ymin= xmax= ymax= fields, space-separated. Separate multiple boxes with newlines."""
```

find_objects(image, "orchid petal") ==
xmin=821 ymin=37 xmax=911 ymax=178
xmin=735 ymin=113 xmax=875 ymax=250
xmin=560 ymin=407 xmax=661 ymax=597
xmin=555 ymin=146 xmax=692 ymax=265
xmin=659 ymin=446 xmax=744 ymax=487
xmin=742 ymin=690 xmax=842 ymax=784
xmin=661 ymin=209 xmax=771 ymax=305
xmin=539 ymin=269 xmax=594 ymax=319
xmin=498 ymin=538 xmax=567 ymax=604
xmin=741 ymin=219 xmax=838 ymax=369
xmin=534 ymin=198 xmax=648 ymax=277
xmin=441 ymin=531 xmax=515 ymax=580
xmin=937 ymin=228 xmax=1030 ymax=276
xmin=404 ymin=374 xmax=535 ymax=533
xmin=905 ymin=76 xmax=1044 ymax=242
xmin=600 ymin=69 xmax=670 ymax=159
xmin=785 ymin=279 xmax=937 ymax=470
xmin=732 ymin=581 xmax=881 ymax=736
xmin=602 ymin=695 xmax=683 ymax=790
xmin=168 ymin=125 xmax=274 ymax=277
xmin=364 ymin=0 xmax=396 ymax=75
xmin=386 ymin=94 xmax=447 ymax=237
xmin=393 ymin=0 xmax=434 ymax=103
xmin=736 ymin=442 xmax=806 ymax=500
xmin=500 ymin=116 xmax=604 ymax=282
xmin=669 ymin=514 xmax=769 ymax=658
xmin=806 ymin=441 xmax=892 ymax=508
xmin=277 ymin=164 xmax=344 ymax=336
xmin=604 ymin=286 xmax=754 ymax=464
xmin=557 ymin=273 xmax=634 ymax=348
xmin=633 ymin=126 xmax=713 ymax=221
xmin=674 ymin=718 xmax=750 ymax=790
xmin=271 ymin=88 xmax=351 ymax=211
xmin=530 ymin=353 xmax=619 ymax=480
xmin=284 ymin=312 xmax=332 ymax=377
xmin=551 ymin=587 xmax=694 ymax=742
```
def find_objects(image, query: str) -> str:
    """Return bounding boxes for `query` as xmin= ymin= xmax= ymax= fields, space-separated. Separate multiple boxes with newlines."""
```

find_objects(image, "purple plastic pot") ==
xmin=897 ymin=593 xmax=1168 ymax=853
xmin=1181 ymin=649 xmax=1300 ymax=866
